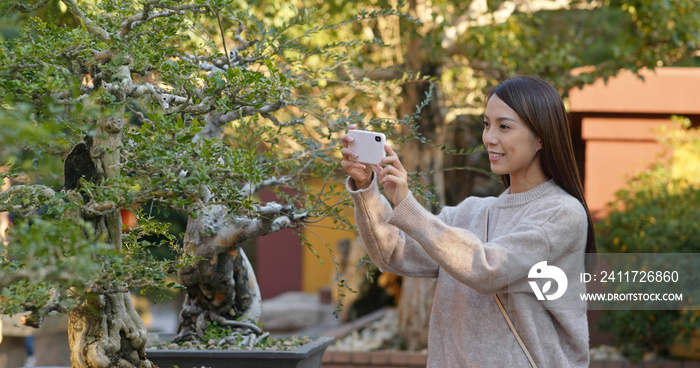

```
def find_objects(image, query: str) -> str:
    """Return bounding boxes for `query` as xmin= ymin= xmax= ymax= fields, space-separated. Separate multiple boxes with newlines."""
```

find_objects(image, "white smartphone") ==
xmin=347 ymin=129 xmax=386 ymax=165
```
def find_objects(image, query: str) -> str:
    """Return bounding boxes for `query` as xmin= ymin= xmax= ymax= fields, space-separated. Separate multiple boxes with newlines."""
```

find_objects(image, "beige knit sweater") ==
xmin=347 ymin=177 xmax=589 ymax=368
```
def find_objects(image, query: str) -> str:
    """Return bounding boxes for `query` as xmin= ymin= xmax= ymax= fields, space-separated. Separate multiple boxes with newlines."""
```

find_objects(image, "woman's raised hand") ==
xmin=377 ymin=145 xmax=409 ymax=206
xmin=340 ymin=126 xmax=374 ymax=189
xmin=341 ymin=127 xmax=409 ymax=205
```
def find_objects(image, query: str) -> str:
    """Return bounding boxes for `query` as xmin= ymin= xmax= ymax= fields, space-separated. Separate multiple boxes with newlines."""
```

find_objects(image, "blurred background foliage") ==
xmin=596 ymin=123 xmax=700 ymax=361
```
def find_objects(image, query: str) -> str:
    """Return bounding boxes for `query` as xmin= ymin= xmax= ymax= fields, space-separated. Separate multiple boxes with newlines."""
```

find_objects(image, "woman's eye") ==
xmin=500 ymin=124 xmax=510 ymax=130
xmin=482 ymin=121 xmax=490 ymax=128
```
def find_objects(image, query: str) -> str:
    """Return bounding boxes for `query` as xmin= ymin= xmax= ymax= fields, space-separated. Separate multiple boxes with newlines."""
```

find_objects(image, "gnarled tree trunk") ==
xmin=68 ymin=291 xmax=150 ymax=368
xmin=175 ymin=206 xmax=263 ymax=341
xmin=64 ymin=87 xmax=152 ymax=367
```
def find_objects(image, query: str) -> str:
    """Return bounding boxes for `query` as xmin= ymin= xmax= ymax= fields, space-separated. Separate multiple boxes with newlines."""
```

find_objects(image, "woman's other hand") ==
xmin=340 ymin=125 xmax=374 ymax=189
xmin=378 ymin=145 xmax=409 ymax=206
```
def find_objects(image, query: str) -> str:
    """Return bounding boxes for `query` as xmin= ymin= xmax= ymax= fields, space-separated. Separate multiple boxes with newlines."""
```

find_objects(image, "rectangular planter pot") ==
xmin=145 ymin=335 xmax=334 ymax=368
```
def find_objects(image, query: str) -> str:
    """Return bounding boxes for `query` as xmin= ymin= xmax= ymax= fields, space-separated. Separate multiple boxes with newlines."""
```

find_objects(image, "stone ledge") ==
xmin=322 ymin=350 xmax=427 ymax=368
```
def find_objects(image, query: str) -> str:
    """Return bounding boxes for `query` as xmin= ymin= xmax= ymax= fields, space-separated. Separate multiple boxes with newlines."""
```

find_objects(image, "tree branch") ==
xmin=192 ymin=101 xmax=288 ymax=141
xmin=336 ymin=66 xmax=405 ymax=82
xmin=132 ymin=189 xmax=181 ymax=204
xmin=180 ymin=22 xmax=260 ymax=70
xmin=206 ymin=204 xmax=308 ymax=250
xmin=216 ymin=10 xmax=231 ymax=67
xmin=21 ymin=288 xmax=67 ymax=328
xmin=62 ymin=0 xmax=112 ymax=42
xmin=181 ymin=53 xmax=227 ymax=75
xmin=120 ymin=1 xmax=210 ymax=37
xmin=0 ymin=267 xmax=72 ymax=290
xmin=239 ymin=177 xmax=294 ymax=199
xmin=260 ymin=113 xmax=305 ymax=128
xmin=10 ymin=0 xmax=51 ymax=12
xmin=216 ymin=100 xmax=287 ymax=123
xmin=82 ymin=201 xmax=118 ymax=218
xmin=92 ymin=70 xmax=288 ymax=133
xmin=228 ymin=21 xmax=261 ymax=66
xmin=100 ymin=78 xmax=213 ymax=115
xmin=0 ymin=185 xmax=57 ymax=212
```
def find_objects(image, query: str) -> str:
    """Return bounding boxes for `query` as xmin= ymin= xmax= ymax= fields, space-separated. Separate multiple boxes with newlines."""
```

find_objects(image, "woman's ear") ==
xmin=537 ymin=137 xmax=543 ymax=151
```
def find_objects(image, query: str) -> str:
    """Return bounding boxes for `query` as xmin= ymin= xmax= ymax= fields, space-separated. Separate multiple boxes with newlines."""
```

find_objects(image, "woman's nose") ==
xmin=483 ymin=128 xmax=498 ymax=146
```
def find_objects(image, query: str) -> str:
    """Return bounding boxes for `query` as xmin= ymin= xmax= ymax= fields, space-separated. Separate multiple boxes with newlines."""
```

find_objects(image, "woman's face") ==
xmin=482 ymin=94 xmax=542 ymax=182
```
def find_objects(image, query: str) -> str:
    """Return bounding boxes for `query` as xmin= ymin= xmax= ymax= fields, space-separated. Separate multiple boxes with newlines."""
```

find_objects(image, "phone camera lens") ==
xmin=375 ymin=136 xmax=381 ymax=142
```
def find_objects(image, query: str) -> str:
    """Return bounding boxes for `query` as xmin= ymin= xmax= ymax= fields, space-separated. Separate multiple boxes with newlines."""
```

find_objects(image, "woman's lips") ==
xmin=488 ymin=152 xmax=504 ymax=162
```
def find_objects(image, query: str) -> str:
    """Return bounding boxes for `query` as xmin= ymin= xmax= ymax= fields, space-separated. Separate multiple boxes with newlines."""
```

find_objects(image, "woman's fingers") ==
xmin=378 ymin=164 xmax=405 ymax=181
xmin=341 ymin=157 xmax=373 ymax=189
xmin=341 ymin=158 xmax=366 ymax=171
xmin=380 ymin=144 xmax=406 ymax=173
xmin=378 ymin=144 xmax=407 ymax=181
xmin=340 ymin=125 xmax=379 ymax=189
xmin=379 ymin=168 xmax=409 ymax=205
xmin=340 ymin=124 xmax=358 ymax=148
xmin=341 ymin=153 xmax=369 ymax=175
xmin=340 ymin=134 xmax=353 ymax=149
xmin=379 ymin=171 xmax=406 ymax=186
xmin=375 ymin=143 xmax=409 ymax=205
xmin=340 ymin=147 xmax=359 ymax=161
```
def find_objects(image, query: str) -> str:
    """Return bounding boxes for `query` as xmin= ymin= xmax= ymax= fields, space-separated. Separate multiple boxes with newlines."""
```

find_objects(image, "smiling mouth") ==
xmin=489 ymin=152 xmax=505 ymax=158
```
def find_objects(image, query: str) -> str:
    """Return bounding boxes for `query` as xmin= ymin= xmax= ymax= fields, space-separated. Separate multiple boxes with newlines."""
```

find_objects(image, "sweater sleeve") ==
xmin=387 ymin=189 xmax=587 ymax=294
xmin=347 ymin=175 xmax=448 ymax=278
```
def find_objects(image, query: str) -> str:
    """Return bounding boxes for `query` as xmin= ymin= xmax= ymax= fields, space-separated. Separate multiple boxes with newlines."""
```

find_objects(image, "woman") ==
xmin=340 ymin=76 xmax=595 ymax=367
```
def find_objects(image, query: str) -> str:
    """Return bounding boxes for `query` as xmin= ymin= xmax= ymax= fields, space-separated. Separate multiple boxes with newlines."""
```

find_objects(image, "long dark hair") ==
xmin=487 ymin=76 xmax=597 ymax=264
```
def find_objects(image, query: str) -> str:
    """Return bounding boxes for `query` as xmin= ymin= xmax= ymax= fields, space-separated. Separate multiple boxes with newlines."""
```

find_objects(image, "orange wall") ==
xmin=569 ymin=67 xmax=700 ymax=219
xmin=570 ymin=68 xmax=700 ymax=115
xmin=300 ymin=180 xmax=356 ymax=294
xmin=581 ymin=118 xmax=676 ymax=218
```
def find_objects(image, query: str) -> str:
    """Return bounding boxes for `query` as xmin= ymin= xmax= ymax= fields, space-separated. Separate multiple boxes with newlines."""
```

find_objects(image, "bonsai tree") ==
xmin=0 ymin=1 xmax=412 ymax=367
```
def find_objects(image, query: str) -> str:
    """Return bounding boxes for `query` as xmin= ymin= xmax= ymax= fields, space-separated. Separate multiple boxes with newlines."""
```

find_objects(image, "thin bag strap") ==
xmin=485 ymin=208 xmax=538 ymax=368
